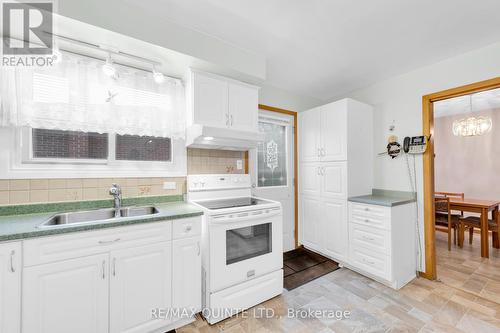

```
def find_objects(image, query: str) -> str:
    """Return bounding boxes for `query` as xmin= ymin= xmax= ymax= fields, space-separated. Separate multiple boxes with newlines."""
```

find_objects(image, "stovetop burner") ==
xmin=194 ymin=197 xmax=270 ymax=210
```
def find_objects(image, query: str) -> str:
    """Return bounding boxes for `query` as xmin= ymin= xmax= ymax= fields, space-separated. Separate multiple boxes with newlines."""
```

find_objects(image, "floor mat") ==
xmin=283 ymin=247 xmax=339 ymax=290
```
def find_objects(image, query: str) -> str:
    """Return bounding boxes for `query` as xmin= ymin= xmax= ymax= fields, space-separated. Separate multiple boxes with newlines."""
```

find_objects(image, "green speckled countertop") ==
xmin=348 ymin=189 xmax=416 ymax=207
xmin=0 ymin=196 xmax=203 ymax=241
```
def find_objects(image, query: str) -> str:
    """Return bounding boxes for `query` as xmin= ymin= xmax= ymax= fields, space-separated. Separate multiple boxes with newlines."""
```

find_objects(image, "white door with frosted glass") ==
xmin=249 ymin=110 xmax=295 ymax=252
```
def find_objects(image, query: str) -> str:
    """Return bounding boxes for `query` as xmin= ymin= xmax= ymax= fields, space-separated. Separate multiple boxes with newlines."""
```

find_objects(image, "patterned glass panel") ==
xmin=257 ymin=121 xmax=287 ymax=187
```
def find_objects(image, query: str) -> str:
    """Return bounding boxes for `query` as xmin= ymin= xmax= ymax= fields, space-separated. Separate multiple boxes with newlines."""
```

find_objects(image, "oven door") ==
xmin=209 ymin=207 xmax=282 ymax=292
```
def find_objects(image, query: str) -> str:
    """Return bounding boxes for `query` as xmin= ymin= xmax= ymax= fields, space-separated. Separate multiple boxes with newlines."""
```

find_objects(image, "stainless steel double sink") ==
xmin=38 ymin=206 xmax=159 ymax=228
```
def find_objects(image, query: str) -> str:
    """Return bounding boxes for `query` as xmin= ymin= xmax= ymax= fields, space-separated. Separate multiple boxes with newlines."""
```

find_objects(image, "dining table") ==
xmin=448 ymin=197 xmax=500 ymax=258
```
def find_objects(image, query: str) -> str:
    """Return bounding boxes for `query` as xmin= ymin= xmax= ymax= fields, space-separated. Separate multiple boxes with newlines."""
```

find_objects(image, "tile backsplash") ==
xmin=0 ymin=177 xmax=185 ymax=205
xmin=187 ymin=148 xmax=246 ymax=174
xmin=0 ymin=149 xmax=247 ymax=206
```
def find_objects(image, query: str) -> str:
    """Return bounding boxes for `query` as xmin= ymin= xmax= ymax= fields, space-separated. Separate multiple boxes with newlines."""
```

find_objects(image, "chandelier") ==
xmin=452 ymin=95 xmax=492 ymax=137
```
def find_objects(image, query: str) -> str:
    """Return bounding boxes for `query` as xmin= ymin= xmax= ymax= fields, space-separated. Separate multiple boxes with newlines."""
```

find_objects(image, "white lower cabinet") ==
xmin=0 ymin=242 xmax=21 ymax=333
xmin=22 ymin=254 xmax=109 ymax=333
xmin=347 ymin=202 xmax=416 ymax=289
xmin=110 ymin=242 xmax=172 ymax=333
xmin=300 ymin=195 xmax=348 ymax=261
xmin=172 ymin=237 xmax=201 ymax=312
xmin=299 ymin=195 xmax=322 ymax=251
xmin=322 ymin=198 xmax=348 ymax=262
xmin=18 ymin=217 xmax=201 ymax=333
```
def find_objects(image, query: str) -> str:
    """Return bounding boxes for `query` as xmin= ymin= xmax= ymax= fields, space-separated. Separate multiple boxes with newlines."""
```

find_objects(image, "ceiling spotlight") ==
xmin=102 ymin=54 xmax=117 ymax=77
xmin=153 ymin=66 xmax=165 ymax=84
xmin=52 ymin=47 xmax=62 ymax=64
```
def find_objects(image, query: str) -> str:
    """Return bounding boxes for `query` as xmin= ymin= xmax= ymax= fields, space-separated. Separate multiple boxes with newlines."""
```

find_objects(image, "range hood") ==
xmin=186 ymin=124 xmax=265 ymax=150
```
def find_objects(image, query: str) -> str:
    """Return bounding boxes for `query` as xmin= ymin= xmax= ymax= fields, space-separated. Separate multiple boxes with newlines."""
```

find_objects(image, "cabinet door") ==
xmin=300 ymin=195 xmax=322 ymax=251
xmin=228 ymin=82 xmax=258 ymax=132
xmin=299 ymin=108 xmax=320 ymax=162
xmin=299 ymin=163 xmax=321 ymax=197
xmin=320 ymin=104 xmax=347 ymax=161
xmin=0 ymin=242 xmax=21 ymax=333
xmin=322 ymin=199 xmax=348 ymax=261
xmin=172 ymin=237 xmax=201 ymax=312
xmin=321 ymin=162 xmax=347 ymax=199
xmin=110 ymin=242 xmax=172 ymax=333
xmin=22 ymin=254 xmax=109 ymax=333
xmin=193 ymin=72 xmax=229 ymax=128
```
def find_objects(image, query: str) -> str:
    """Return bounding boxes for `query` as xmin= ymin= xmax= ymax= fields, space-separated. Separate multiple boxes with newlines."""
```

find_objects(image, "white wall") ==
xmin=259 ymin=84 xmax=323 ymax=112
xmin=341 ymin=41 xmax=500 ymax=270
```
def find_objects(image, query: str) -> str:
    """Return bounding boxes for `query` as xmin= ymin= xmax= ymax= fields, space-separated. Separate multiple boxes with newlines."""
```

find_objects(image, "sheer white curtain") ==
xmin=0 ymin=52 xmax=185 ymax=139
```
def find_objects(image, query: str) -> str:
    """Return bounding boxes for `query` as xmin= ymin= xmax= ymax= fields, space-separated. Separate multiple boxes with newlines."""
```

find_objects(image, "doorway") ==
xmin=249 ymin=105 xmax=298 ymax=252
xmin=422 ymin=77 xmax=500 ymax=280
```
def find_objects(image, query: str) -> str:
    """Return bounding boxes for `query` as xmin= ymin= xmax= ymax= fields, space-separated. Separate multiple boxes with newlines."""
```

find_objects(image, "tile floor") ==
xmin=436 ymin=229 xmax=500 ymax=305
xmin=177 ymin=232 xmax=500 ymax=333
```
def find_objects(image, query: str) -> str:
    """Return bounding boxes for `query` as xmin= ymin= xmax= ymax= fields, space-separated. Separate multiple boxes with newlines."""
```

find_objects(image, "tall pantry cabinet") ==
xmin=298 ymin=98 xmax=373 ymax=263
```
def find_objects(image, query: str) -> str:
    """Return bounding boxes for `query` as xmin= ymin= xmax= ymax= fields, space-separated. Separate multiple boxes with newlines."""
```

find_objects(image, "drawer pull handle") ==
xmin=102 ymin=260 xmax=106 ymax=279
xmin=10 ymin=250 xmax=15 ymax=273
xmin=197 ymin=241 xmax=200 ymax=256
xmin=364 ymin=208 xmax=370 ymax=211
xmin=185 ymin=225 xmax=192 ymax=232
xmin=364 ymin=219 xmax=370 ymax=223
xmin=362 ymin=236 xmax=375 ymax=241
xmin=98 ymin=238 xmax=121 ymax=245
xmin=112 ymin=258 xmax=117 ymax=277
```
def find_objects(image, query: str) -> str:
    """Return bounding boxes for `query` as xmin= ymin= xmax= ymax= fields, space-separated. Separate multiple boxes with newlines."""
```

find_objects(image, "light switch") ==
xmin=236 ymin=160 xmax=243 ymax=170
xmin=163 ymin=182 xmax=177 ymax=190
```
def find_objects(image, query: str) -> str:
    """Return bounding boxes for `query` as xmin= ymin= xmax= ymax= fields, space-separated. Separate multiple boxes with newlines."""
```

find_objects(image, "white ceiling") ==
xmin=118 ymin=0 xmax=500 ymax=101
xmin=434 ymin=88 xmax=500 ymax=118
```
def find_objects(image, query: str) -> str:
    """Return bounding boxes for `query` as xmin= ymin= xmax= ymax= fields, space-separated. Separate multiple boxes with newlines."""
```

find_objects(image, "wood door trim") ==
xmin=422 ymin=76 xmax=500 ymax=280
xmin=259 ymin=104 xmax=299 ymax=248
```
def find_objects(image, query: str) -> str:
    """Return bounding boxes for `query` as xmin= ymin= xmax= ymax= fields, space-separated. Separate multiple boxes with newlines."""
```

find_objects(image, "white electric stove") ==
xmin=187 ymin=174 xmax=283 ymax=324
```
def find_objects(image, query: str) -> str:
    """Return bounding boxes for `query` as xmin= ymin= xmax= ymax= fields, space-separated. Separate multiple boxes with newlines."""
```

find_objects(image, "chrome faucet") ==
xmin=109 ymin=184 xmax=122 ymax=218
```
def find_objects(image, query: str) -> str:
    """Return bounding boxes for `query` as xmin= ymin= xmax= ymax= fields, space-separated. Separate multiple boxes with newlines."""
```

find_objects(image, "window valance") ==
xmin=0 ymin=53 xmax=186 ymax=139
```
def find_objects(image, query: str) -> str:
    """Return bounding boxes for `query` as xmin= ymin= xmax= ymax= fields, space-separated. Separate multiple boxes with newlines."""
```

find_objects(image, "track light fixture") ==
xmin=102 ymin=54 xmax=117 ymax=78
xmin=152 ymin=65 xmax=165 ymax=84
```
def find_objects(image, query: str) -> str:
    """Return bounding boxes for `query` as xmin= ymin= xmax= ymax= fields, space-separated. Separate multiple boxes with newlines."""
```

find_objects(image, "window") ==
xmin=257 ymin=121 xmax=287 ymax=187
xmin=32 ymin=129 xmax=108 ymax=160
xmin=29 ymin=129 xmax=171 ymax=163
xmin=116 ymin=135 xmax=171 ymax=162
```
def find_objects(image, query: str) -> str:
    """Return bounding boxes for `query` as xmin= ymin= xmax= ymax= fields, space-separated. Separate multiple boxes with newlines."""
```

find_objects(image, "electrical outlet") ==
xmin=236 ymin=160 xmax=243 ymax=170
xmin=163 ymin=182 xmax=176 ymax=190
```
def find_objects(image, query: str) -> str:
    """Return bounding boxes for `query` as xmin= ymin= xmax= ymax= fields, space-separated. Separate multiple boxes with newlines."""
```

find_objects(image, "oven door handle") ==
xmin=211 ymin=209 xmax=281 ymax=224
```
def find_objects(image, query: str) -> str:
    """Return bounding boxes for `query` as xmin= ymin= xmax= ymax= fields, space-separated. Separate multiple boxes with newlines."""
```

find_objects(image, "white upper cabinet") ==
xmin=192 ymin=72 xmax=229 ymax=128
xmin=320 ymin=103 xmax=347 ymax=161
xmin=0 ymin=242 xmax=21 ymax=333
xmin=228 ymin=82 xmax=258 ymax=132
xmin=298 ymin=108 xmax=320 ymax=162
xmin=187 ymin=69 xmax=259 ymax=131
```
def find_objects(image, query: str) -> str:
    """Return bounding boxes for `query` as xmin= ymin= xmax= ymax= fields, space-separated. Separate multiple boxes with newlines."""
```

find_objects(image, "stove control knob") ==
xmin=193 ymin=182 xmax=198 ymax=187
xmin=201 ymin=182 xmax=205 ymax=187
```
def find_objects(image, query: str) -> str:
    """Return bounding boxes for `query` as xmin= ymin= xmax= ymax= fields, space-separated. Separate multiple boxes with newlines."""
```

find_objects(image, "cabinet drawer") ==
xmin=23 ymin=221 xmax=172 ymax=266
xmin=172 ymin=217 xmax=202 ymax=239
xmin=349 ymin=223 xmax=390 ymax=255
xmin=350 ymin=246 xmax=390 ymax=281
xmin=349 ymin=203 xmax=391 ymax=230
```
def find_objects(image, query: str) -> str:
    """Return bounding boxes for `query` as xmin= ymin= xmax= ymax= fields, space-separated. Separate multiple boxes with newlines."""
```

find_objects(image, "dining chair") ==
xmin=458 ymin=210 xmax=500 ymax=249
xmin=434 ymin=196 xmax=455 ymax=250
xmin=434 ymin=192 xmax=465 ymax=250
